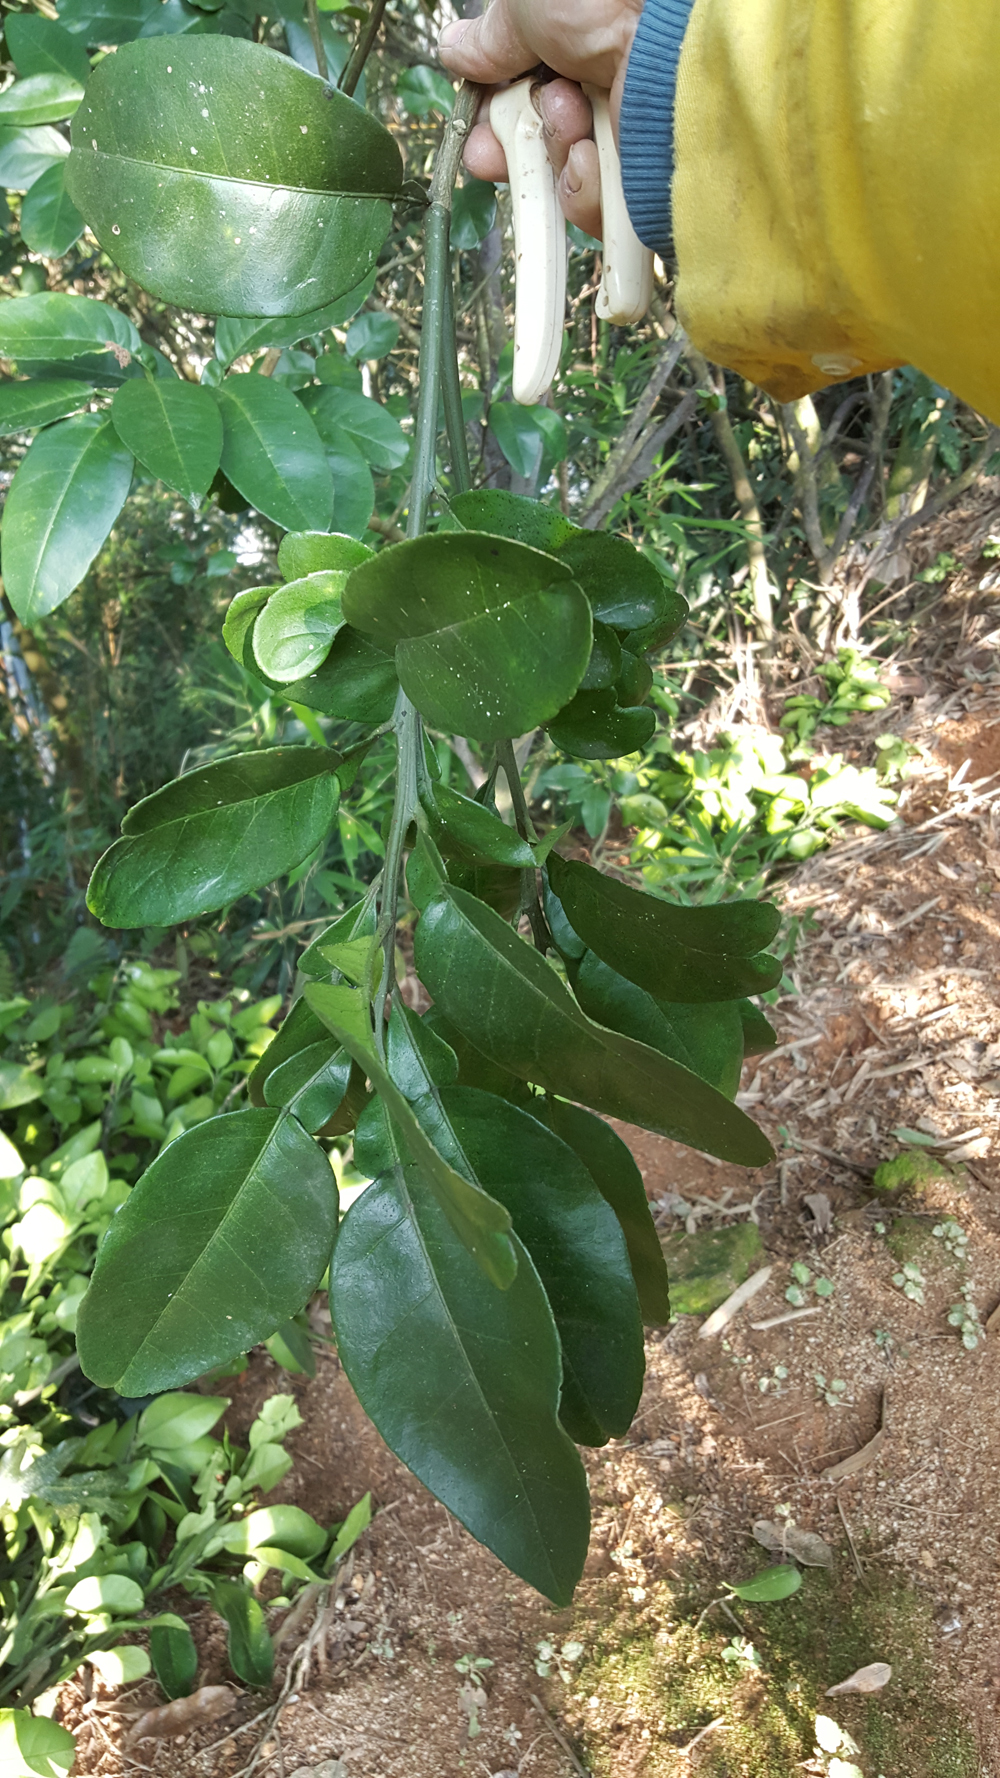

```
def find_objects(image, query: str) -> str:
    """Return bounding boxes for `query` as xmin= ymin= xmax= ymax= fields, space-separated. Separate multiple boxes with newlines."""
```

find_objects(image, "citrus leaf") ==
xmin=76 ymin=1108 xmax=337 ymax=1395
xmin=0 ymin=292 xmax=140 ymax=362
xmin=302 ymin=386 xmax=409 ymax=471
xmin=87 ymin=747 xmax=340 ymax=926
xmin=276 ymin=530 xmax=372 ymax=582
xmin=213 ymin=275 xmax=377 ymax=367
xmin=0 ymin=124 xmax=69 ymax=189
xmin=149 ymin=1619 xmax=198 ymax=1701
xmin=323 ymin=429 xmax=374 ymax=537
xmin=0 ymin=413 xmax=133 ymax=624
xmin=423 ymin=784 xmax=535 ymax=869
xmin=66 ymin=37 xmax=402 ymax=317
xmin=573 ymin=950 xmax=746 ymax=1098
xmin=251 ymin=571 xmax=346 ymax=683
xmin=547 ymin=690 xmax=655 ymax=759
xmin=215 ymin=374 xmax=333 ymax=531
xmin=262 ymin=1038 xmax=351 ymax=1135
xmin=0 ymin=1709 xmax=76 ymax=1778
xmin=331 ymin=1165 xmax=589 ymax=1606
xmin=305 ymin=981 xmax=517 ymax=1289
xmin=5 ymin=15 xmax=92 ymax=84
xmin=110 ymin=377 xmax=223 ymax=500
xmin=342 ymin=532 xmax=592 ymax=743
xmin=0 ymin=378 xmax=94 ymax=435
xmin=547 ymin=853 xmax=782 ymax=1003
xmin=18 ymin=161 xmax=85 ymax=258
xmin=540 ymin=1099 xmax=672 ymax=1325
xmin=0 ymin=74 xmax=84 ymax=127
xmin=210 ymin=1580 xmax=273 ymax=1687
xmin=413 ymin=887 xmax=773 ymax=1167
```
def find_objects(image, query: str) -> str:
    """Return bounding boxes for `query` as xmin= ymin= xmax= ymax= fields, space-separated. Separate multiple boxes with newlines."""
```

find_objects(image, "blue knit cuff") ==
xmin=619 ymin=0 xmax=696 ymax=256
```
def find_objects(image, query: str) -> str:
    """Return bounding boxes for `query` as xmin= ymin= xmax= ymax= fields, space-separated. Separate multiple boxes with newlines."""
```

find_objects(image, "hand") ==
xmin=438 ymin=1 xmax=644 ymax=240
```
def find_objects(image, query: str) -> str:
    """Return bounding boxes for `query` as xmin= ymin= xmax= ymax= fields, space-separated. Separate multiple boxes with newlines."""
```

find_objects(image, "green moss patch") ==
xmin=660 ymin=1221 xmax=763 ymax=1316
xmin=873 ymin=1149 xmax=965 ymax=1195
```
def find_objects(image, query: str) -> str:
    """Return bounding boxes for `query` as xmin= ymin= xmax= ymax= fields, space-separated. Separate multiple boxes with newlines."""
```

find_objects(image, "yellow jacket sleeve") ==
xmin=671 ymin=0 xmax=1000 ymax=419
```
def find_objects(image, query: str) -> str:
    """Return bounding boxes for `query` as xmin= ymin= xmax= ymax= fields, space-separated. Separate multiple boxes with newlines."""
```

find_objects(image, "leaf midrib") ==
xmin=77 ymin=147 xmax=399 ymax=202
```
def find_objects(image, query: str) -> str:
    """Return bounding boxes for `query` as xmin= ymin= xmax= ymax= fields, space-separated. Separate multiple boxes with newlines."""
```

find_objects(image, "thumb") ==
xmin=438 ymin=4 xmax=536 ymax=84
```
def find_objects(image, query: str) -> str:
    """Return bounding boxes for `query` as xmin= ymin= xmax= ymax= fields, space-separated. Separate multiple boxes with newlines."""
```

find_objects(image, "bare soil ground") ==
xmin=60 ymin=510 xmax=1000 ymax=1778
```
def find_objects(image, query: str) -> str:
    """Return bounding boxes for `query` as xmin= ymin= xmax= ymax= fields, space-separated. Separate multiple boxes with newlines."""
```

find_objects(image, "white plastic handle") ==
xmin=490 ymin=80 xmax=568 ymax=406
xmin=582 ymin=84 xmax=654 ymax=327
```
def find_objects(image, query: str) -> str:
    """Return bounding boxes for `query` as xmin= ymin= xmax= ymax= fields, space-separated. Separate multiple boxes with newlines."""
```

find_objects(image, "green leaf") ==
xmin=0 ymin=1709 xmax=76 ymax=1778
xmin=488 ymin=401 xmax=566 ymax=478
xmin=215 ymin=375 xmax=333 ymax=532
xmin=342 ymin=533 xmax=592 ymax=744
xmin=137 ymin=1392 xmax=228 ymax=1450
xmin=0 ymin=414 xmax=133 ymax=624
xmin=303 ymin=386 xmax=409 ymax=471
xmin=386 ymin=1002 xmax=458 ymax=1099
xmin=297 ymin=895 xmax=378 ymax=982
xmin=225 ymin=580 xmax=395 ymax=722
xmin=0 ymin=125 xmax=69 ymax=189
xmin=413 ymin=888 xmax=773 ymax=1166
xmin=616 ymin=646 xmax=653 ymax=707
xmin=263 ymin=1038 xmax=352 ymax=1135
xmin=220 ymin=1503 xmax=325 ymax=1559
xmin=728 ymin=1565 xmax=802 ymax=1602
xmin=0 ymin=378 xmax=94 ymax=435
xmin=0 ymin=293 xmax=140 ymax=363
xmin=76 ymin=1108 xmax=338 ymax=1395
xmin=574 ymin=951 xmax=745 ymax=1098
xmin=87 ymin=747 xmax=340 ymax=926
xmin=265 ymin=1318 xmax=317 ymax=1376
xmin=580 ymin=621 xmax=623 ymax=691
xmin=541 ymin=1099 xmax=672 ymax=1326
xmin=324 ymin=430 xmax=374 ymax=538
xmin=547 ymin=854 xmax=782 ymax=1004
xmin=331 ymin=1167 xmax=589 ymax=1605
xmin=66 ymin=37 xmax=403 ymax=317
xmin=0 ymin=74 xmax=84 ymax=127
xmin=110 ymin=377 xmax=223 ymax=501
xmin=213 ymin=276 xmax=378 ymax=366
xmin=66 ymin=1573 xmax=145 ymax=1615
xmin=210 ymin=1579 xmax=273 ymax=1687
xmin=326 ymin=1491 xmax=372 ymax=1566
xmin=739 ymin=999 xmax=778 ymax=1057
xmin=305 ymin=981 xmax=517 ymax=1288
xmin=5 ymin=15 xmax=92 ymax=84
xmin=451 ymin=178 xmax=497 ymax=251
xmin=247 ymin=996 xmax=330 ymax=1104
xmin=396 ymin=63 xmax=454 ymax=118
xmin=344 ymin=309 xmax=399 ymax=362
xmin=0 ymin=1062 xmax=44 ymax=1110
xmin=547 ymin=689 xmax=656 ymax=759
xmin=251 ymin=571 xmax=346 ymax=683
xmin=450 ymin=489 xmax=684 ymax=635
xmin=57 ymin=0 xmax=159 ymax=45
xmin=423 ymin=785 xmax=535 ymax=869
xmin=149 ymin=1618 xmax=198 ymax=1700
xmin=18 ymin=161 xmax=85 ymax=257
xmin=430 ymin=1088 xmax=645 ymax=1445
xmin=277 ymin=530 xmax=372 ymax=582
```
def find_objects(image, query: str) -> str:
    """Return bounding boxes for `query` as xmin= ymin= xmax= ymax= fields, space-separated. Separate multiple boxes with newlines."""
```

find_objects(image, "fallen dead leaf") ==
xmin=803 ymin=1191 xmax=833 ymax=1233
xmin=826 ymin=1662 xmax=892 ymax=1696
xmin=753 ymin=1520 xmax=834 ymax=1568
xmin=130 ymin=1686 xmax=236 ymax=1743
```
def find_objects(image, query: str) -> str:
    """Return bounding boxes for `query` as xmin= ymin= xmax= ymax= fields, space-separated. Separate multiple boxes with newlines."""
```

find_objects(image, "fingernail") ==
xmin=563 ymin=167 xmax=582 ymax=196
xmin=439 ymin=21 xmax=468 ymax=47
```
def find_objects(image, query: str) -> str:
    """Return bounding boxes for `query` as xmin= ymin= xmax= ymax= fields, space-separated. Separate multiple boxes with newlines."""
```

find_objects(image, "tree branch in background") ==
xmin=783 ymin=401 xmax=833 ymax=585
xmin=340 ymin=0 xmax=391 ymax=97
xmin=581 ymin=328 xmax=693 ymax=530
xmin=304 ymin=0 xmax=329 ymax=82
xmin=685 ymin=345 xmax=776 ymax=637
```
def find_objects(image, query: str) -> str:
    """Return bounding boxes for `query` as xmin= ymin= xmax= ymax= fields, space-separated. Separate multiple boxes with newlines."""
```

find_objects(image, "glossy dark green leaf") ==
xmin=449 ymin=859 xmax=523 ymax=921
xmin=0 ymin=377 xmax=93 ymax=435
xmin=547 ymin=854 xmax=782 ymax=1004
xmin=423 ymin=784 xmax=535 ymax=869
xmin=248 ymin=995 xmax=331 ymax=1105
xmin=303 ymin=386 xmax=409 ymax=471
xmin=58 ymin=0 xmax=160 ymax=45
xmin=547 ymin=689 xmax=656 ymax=759
xmin=616 ymin=647 xmax=654 ymax=707
xmin=216 ymin=375 xmax=333 ymax=531
xmin=488 ymin=401 xmax=566 ymax=478
xmin=573 ymin=951 xmax=745 ymax=1099
xmin=0 ymin=292 xmax=140 ymax=362
xmin=423 ymin=1005 xmax=529 ymax=1102
xmin=87 ymin=747 xmax=340 ymax=926
xmin=386 ymin=1002 xmax=458 ymax=1100
xmin=149 ymin=1618 xmax=198 ymax=1700
xmin=18 ymin=160 xmax=86 ymax=257
xmin=305 ymin=981 xmax=517 ymax=1288
xmin=739 ymin=999 xmax=778 ymax=1057
xmin=0 ymin=413 xmax=133 ymax=624
xmin=431 ymin=1087 xmax=644 ymax=1445
xmin=76 ymin=1108 xmax=337 ymax=1395
xmin=263 ymin=1039 xmax=351 ymax=1135
xmin=541 ymin=1099 xmax=671 ymax=1325
xmin=451 ymin=178 xmax=497 ymax=251
xmin=226 ymin=574 xmax=397 ymax=719
xmin=324 ymin=430 xmax=374 ymax=537
xmin=331 ymin=1166 xmax=589 ymax=1605
xmin=5 ymin=14 xmax=92 ymax=84
xmin=211 ymin=1579 xmax=274 ymax=1686
xmin=110 ymin=377 xmax=223 ymax=501
xmin=66 ymin=37 xmax=403 ymax=317
xmin=0 ymin=74 xmax=84 ymax=127
xmin=252 ymin=571 xmax=346 ymax=683
xmin=344 ymin=308 xmax=399 ymax=362
xmin=396 ymin=62 xmax=454 ymax=117
xmin=298 ymin=895 xmax=378 ymax=981
xmin=342 ymin=532 xmax=591 ymax=743
xmin=450 ymin=489 xmax=685 ymax=635
xmin=0 ymin=124 xmax=69 ymax=188
xmin=277 ymin=530 xmax=372 ymax=582
xmin=213 ymin=275 xmax=378 ymax=367
xmin=580 ymin=621 xmax=622 ymax=691
xmin=413 ymin=887 xmax=772 ymax=1166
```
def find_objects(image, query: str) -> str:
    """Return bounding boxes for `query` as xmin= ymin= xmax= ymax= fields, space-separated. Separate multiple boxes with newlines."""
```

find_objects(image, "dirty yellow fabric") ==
xmin=671 ymin=0 xmax=1000 ymax=418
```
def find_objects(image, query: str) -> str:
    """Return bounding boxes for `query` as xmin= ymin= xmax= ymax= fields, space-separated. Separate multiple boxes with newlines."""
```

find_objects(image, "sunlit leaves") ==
xmin=76 ymin=1108 xmax=338 ymax=1395
xmin=0 ymin=74 xmax=85 ymax=127
xmin=0 ymin=378 xmax=93 ymax=436
xmin=66 ymin=37 xmax=403 ymax=316
xmin=0 ymin=414 xmax=133 ymax=623
xmin=251 ymin=572 xmax=346 ymax=684
xmin=215 ymin=375 xmax=333 ymax=532
xmin=0 ymin=293 xmax=140 ymax=363
xmin=87 ymin=748 xmax=340 ymax=926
